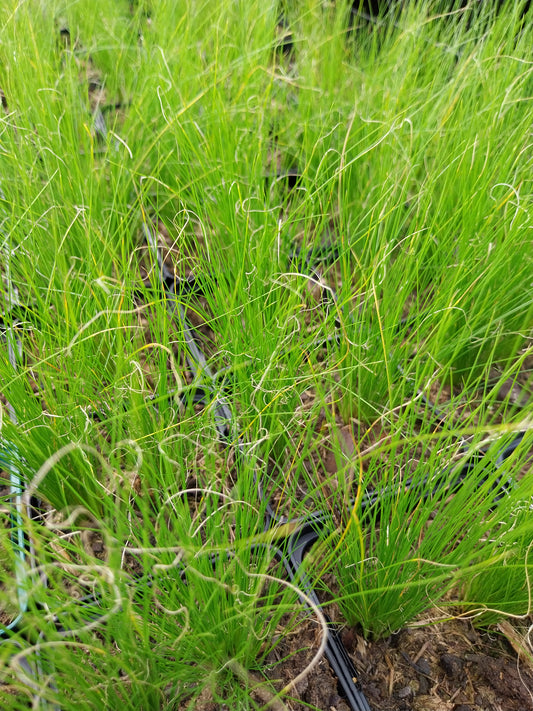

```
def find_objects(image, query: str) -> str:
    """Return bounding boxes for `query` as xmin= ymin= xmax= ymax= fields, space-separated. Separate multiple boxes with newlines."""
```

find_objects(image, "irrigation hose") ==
xmin=142 ymin=220 xmax=367 ymax=711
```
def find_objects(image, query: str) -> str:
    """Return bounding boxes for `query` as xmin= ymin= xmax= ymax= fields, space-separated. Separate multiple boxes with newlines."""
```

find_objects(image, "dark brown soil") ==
xmin=261 ymin=615 xmax=533 ymax=711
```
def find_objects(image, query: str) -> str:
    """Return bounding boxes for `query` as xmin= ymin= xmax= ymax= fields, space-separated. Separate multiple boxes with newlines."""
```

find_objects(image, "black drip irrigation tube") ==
xmin=0 ymin=224 xmax=528 ymax=711
xmin=142 ymin=223 xmax=371 ymax=710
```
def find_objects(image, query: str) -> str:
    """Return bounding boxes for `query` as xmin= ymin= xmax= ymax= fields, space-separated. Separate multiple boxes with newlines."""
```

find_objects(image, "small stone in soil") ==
xmin=397 ymin=685 xmax=413 ymax=699
xmin=440 ymin=653 xmax=464 ymax=680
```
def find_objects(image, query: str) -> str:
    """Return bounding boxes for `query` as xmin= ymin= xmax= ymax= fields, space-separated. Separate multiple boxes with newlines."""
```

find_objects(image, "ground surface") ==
xmin=270 ymin=617 xmax=533 ymax=711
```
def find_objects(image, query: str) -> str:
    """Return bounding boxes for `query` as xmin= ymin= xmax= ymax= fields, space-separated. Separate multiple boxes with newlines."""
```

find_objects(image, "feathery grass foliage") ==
xmin=0 ymin=447 xmax=306 ymax=709
xmin=0 ymin=0 xmax=532 ymax=707
xmin=321 ymin=422 xmax=533 ymax=639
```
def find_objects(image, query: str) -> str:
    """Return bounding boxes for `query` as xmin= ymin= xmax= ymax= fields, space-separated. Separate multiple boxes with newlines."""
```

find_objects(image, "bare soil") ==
xmin=268 ymin=615 xmax=533 ymax=711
